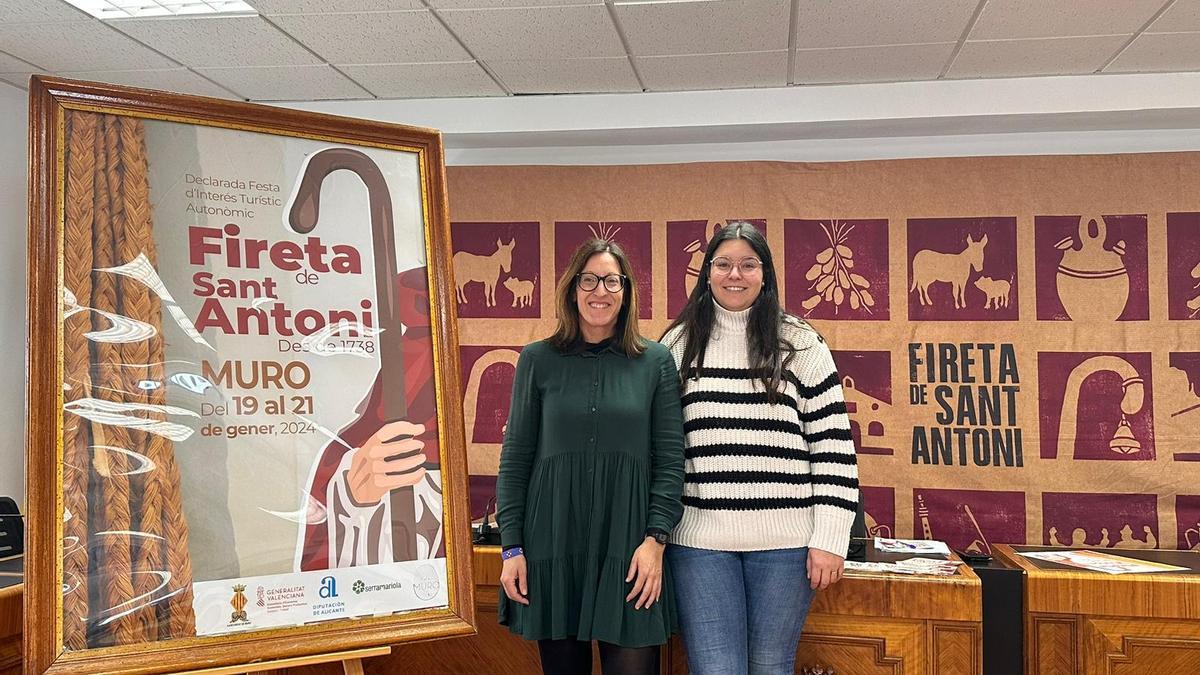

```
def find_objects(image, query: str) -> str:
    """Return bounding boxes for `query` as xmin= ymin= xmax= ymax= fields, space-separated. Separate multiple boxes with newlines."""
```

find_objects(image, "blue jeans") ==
xmin=667 ymin=545 xmax=814 ymax=675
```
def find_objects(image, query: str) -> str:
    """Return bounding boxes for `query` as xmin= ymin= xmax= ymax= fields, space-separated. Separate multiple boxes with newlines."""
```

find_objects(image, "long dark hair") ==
xmin=662 ymin=222 xmax=810 ymax=401
xmin=549 ymin=238 xmax=646 ymax=356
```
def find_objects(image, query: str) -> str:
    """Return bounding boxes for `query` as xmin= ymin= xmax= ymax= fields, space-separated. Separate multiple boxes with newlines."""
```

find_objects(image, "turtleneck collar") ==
xmin=713 ymin=298 xmax=751 ymax=336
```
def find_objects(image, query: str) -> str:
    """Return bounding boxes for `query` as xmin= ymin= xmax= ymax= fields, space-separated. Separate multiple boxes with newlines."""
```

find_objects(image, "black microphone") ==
xmin=473 ymin=496 xmax=498 ymax=544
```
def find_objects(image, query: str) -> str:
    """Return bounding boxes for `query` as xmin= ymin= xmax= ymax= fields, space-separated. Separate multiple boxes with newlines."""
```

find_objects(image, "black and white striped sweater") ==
xmin=662 ymin=301 xmax=860 ymax=556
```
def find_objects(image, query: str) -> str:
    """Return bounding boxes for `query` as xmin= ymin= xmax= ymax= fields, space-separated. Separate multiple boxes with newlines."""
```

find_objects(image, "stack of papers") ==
xmin=1018 ymin=549 xmax=1191 ymax=575
xmin=844 ymin=557 xmax=962 ymax=576
xmin=873 ymin=537 xmax=951 ymax=556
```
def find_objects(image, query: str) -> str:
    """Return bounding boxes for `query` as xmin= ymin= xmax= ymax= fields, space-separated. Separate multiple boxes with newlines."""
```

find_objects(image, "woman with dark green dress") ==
xmin=496 ymin=238 xmax=686 ymax=675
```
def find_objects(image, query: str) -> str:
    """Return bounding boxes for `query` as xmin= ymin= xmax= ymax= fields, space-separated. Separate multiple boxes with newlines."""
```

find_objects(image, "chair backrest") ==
xmin=0 ymin=496 xmax=22 ymax=557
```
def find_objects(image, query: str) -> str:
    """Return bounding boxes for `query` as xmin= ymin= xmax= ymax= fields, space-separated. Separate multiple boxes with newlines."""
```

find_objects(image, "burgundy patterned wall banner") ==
xmin=446 ymin=155 xmax=1200 ymax=548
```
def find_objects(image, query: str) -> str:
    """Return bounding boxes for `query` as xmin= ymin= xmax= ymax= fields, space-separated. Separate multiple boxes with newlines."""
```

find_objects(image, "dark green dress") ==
xmin=496 ymin=339 xmax=685 ymax=647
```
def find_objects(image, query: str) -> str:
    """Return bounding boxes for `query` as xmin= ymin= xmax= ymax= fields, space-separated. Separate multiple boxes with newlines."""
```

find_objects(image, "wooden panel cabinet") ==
xmin=994 ymin=544 xmax=1200 ymax=675
xmin=0 ymin=585 xmax=20 ymax=675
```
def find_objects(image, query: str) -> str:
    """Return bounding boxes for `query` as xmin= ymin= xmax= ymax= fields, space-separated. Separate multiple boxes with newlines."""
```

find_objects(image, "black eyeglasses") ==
xmin=576 ymin=272 xmax=626 ymax=293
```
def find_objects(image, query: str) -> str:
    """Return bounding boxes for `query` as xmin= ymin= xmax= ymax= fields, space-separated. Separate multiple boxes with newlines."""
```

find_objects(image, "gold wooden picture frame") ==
xmin=25 ymin=76 xmax=474 ymax=674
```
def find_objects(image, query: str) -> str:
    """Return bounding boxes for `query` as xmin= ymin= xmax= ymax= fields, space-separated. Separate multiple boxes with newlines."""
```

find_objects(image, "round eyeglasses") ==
xmin=576 ymin=272 xmax=626 ymax=293
xmin=710 ymin=257 xmax=763 ymax=276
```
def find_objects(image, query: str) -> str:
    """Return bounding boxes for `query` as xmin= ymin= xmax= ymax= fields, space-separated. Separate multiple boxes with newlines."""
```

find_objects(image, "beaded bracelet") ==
xmin=501 ymin=547 xmax=524 ymax=560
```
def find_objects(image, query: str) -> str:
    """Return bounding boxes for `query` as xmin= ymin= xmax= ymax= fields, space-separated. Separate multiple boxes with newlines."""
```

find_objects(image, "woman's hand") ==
xmin=500 ymin=554 xmax=529 ymax=605
xmin=807 ymin=548 xmax=845 ymax=590
xmin=625 ymin=538 xmax=665 ymax=610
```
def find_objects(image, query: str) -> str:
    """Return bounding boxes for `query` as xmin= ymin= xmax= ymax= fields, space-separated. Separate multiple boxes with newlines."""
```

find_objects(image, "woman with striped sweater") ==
xmin=661 ymin=222 xmax=859 ymax=675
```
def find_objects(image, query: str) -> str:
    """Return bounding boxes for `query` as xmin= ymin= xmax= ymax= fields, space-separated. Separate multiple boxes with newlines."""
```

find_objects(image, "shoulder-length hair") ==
xmin=662 ymin=221 xmax=812 ymax=401
xmin=549 ymin=238 xmax=647 ymax=356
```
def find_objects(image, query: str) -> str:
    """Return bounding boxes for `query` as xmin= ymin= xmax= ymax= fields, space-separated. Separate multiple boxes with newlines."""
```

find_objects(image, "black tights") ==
xmin=537 ymin=638 xmax=660 ymax=675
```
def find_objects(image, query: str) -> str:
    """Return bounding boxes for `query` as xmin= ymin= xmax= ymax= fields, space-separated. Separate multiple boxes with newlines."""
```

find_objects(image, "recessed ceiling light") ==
xmin=64 ymin=0 xmax=257 ymax=20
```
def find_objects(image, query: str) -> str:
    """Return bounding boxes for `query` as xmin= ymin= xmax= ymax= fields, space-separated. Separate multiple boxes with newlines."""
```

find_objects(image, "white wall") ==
xmin=287 ymin=72 xmax=1200 ymax=166
xmin=0 ymin=82 xmax=27 ymax=508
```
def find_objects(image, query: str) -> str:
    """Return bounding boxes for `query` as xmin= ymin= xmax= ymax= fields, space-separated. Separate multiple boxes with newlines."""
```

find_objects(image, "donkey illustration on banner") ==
xmin=453 ymin=238 xmax=514 ymax=307
xmin=910 ymin=234 xmax=988 ymax=309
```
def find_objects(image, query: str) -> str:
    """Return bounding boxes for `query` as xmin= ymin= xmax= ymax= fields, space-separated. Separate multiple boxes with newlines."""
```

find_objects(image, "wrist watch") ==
xmin=645 ymin=528 xmax=669 ymax=545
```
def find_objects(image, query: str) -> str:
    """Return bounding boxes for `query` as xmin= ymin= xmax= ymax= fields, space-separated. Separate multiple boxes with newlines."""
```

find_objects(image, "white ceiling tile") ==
xmin=339 ymin=62 xmax=505 ymax=97
xmin=252 ymin=0 xmax=424 ymax=12
xmin=0 ymin=0 xmax=89 ymax=23
xmin=947 ymin=35 xmax=1129 ymax=78
xmin=794 ymin=0 xmax=977 ymax=48
xmin=1147 ymin=0 xmax=1200 ymax=33
xmin=970 ymin=0 xmax=1166 ymax=39
xmin=617 ymin=0 xmax=789 ymax=57
xmin=196 ymin=65 xmax=372 ymax=100
xmin=0 ymin=21 xmax=177 ymax=71
xmin=1107 ymin=32 xmax=1200 ymax=72
xmin=54 ymin=69 xmax=239 ymax=99
xmin=431 ymin=0 xmax=601 ymax=7
xmin=639 ymin=50 xmax=786 ymax=91
xmin=111 ymin=15 xmax=321 ymax=68
xmin=0 ymin=51 xmax=44 ymax=75
xmin=486 ymin=57 xmax=638 ymax=93
xmin=270 ymin=10 xmax=468 ymax=64
xmin=795 ymin=42 xmax=955 ymax=84
xmin=438 ymin=5 xmax=625 ymax=59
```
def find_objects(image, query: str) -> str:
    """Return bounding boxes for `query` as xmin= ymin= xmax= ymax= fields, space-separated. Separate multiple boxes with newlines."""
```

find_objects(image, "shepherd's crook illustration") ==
xmin=289 ymin=147 xmax=419 ymax=561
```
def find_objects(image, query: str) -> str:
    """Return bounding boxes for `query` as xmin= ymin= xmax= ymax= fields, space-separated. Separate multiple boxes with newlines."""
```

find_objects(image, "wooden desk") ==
xmin=994 ymin=544 xmax=1200 ymax=675
xmin=3 ymin=547 xmax=983 ymax=675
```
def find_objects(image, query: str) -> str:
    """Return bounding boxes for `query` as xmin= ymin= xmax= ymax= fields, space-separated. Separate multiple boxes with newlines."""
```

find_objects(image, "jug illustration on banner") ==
xmin=683 ymin=221 xmax=722 ymax=300
xmin=1054 ymin=216 xmax=1129 ymax=321
xmin=910 ymin=234 xmax=987 ymax=309
xmin=453 ymin=239 xmax=515 ymax=307
xmin=1055 ymin=355 xmax=1145 ymax=458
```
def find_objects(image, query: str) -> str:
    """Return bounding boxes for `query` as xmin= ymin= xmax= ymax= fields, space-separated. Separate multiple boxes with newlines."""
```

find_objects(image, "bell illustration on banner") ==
xmin=1109 ymin=414 xmax=1141 ymax=455
xmin=1055 ymin=215 xmax=1129 ymax=321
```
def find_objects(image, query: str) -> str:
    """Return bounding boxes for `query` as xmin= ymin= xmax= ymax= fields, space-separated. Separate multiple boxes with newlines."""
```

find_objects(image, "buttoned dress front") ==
xmin=496 ymin=339 xmax=685 ymax=648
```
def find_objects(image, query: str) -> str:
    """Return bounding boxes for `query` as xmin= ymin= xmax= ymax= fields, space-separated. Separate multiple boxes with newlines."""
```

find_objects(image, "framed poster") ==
xmin=25 ymin=76 xmax=473 ymax=674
